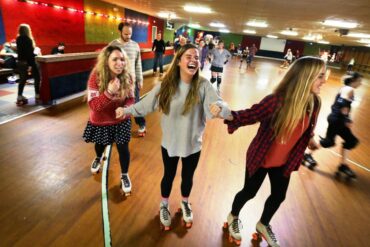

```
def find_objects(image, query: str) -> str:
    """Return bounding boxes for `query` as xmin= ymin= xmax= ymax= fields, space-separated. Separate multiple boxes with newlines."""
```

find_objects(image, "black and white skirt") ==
xmin=83 ymin=119 xmax=131 ymax=145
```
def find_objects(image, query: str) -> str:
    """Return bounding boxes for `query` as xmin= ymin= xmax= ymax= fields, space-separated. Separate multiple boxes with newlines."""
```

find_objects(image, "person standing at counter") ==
xmin=51 ymin=42 xmax=65 ymax=55
xmin=110 ymin=22 xmax=147 ymax=137
xmin=152 ymin=33 xmax=166 ymax=76
xmin=16 ymin=24 xmax=41 ymax=106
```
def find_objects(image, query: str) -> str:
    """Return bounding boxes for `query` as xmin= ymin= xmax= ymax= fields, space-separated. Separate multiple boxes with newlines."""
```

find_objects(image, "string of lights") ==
xmin=17 ymin=0 xmax=149 ymax=25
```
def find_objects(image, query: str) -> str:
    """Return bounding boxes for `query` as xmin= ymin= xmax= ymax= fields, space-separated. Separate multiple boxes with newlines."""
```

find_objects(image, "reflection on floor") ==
xmin=0 ymin=82 xmax=46 ymax=124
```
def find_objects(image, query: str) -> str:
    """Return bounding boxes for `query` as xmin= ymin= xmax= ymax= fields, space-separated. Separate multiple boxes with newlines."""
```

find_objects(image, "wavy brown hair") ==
xmin=93 ymin=45 xmax=132 ymax=98
xmin=18 ymin=24 xmax=36 ymax=48
xmin=157 ymin=44 xmax=201 ymax=115
xmin=272 ymin=56 xmax=325 ymax=142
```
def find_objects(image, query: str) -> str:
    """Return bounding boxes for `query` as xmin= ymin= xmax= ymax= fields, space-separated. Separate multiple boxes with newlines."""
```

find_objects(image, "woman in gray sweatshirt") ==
xmin=116 ymin=44 xmax=230 ymax=231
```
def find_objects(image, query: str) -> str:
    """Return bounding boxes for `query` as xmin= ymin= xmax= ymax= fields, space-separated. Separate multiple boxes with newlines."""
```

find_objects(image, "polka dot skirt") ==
xmin=83 ymin=119 xmax=131 ymax=145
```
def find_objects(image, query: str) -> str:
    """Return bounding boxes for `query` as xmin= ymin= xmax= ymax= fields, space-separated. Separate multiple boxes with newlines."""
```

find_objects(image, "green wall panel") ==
xmin=219 ymin=33 xmax=243 ymax=49
xmin=303 ymin=42 xmax=331 ymax=56
xmin=163 ymin=28 xmax=174 ymax=44
xmin=84 ymin=0 xmax=125 ymax=44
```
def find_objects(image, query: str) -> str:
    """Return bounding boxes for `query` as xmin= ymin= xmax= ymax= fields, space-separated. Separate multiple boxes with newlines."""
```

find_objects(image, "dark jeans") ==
xmin=231 ymin=166 xmax=290 ymax=225
xmin=17 ymin=61 xmax=40 ymax=97
xmin=134 ymin=82 xmax=146 ymax=128
xmin=95 ymin=143 xmax=130 ymax=173
xmin=153 ymin=52 xmax=164 ymax=73
xmin=160 ymin=147 xmax=201 ymax=198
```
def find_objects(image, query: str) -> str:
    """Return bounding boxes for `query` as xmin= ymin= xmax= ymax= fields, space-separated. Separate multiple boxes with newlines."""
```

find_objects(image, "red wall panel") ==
xmin=1 ymin=0 xmax=85 ymax=48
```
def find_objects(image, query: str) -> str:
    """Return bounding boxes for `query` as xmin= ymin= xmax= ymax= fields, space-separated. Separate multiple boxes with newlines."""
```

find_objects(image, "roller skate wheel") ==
xmin=177 ymin=208 xmax=182 ymax=214
xmin=160 ymin=223 xmax=170 ymax=231
xmin=125 ymin=192 xmax=131 ymax=197
xmin=228 ymin=235 xmax=241 ymax=246
xmin=223 ymin=222 xmax=228 ymax=229
xmin=252 ymin=232 xmax=261 ymax=240
xmin=185 ymin=221 xmax=192 ymax=228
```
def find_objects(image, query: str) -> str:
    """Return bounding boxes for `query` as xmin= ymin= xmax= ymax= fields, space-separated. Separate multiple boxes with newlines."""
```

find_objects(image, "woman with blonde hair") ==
xmin=218 ymin=56 xmax=326 ymax=246
xmin=16 ymin=24 xmax=40 ymax=105
xmin=116 ymin=43 xmax=230 ymax=230
xmin=82 ymin=45 xmax=135 ymax=195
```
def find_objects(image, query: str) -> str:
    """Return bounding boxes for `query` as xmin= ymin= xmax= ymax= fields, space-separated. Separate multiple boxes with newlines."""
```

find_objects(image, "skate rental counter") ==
xmin=36 ymin=47 xmax=174 ymax=104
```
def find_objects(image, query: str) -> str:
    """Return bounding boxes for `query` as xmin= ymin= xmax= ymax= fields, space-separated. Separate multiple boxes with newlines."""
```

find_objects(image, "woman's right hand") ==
xmin=108 ymin=77 xmax=120 ymax=95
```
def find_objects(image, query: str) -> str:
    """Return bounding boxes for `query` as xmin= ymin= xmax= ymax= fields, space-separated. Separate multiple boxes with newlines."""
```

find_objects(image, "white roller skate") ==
xmin=90 ymin=157 xmax=102 ymax=174
xmin=223 ymin=213 xmax=242 ymax=246
xmin=120 ymin=174 xmax=132 ymax=196
xmin=159 ymin=202 xmax=171 ymax=231
xmin=178 ymin=201 xmax=193 ymax=228
xmin=253 ymin=221 xmax=280 ymax=247
xmin=138 ymin=126 xmax=146 ymax=137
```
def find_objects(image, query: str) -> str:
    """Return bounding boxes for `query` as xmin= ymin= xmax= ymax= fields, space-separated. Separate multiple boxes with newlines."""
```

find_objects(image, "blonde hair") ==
xmin=93 ymin=45 xmax=132 ymax=98
xmin=158 ymin=44 xmax=201 ymax=115
xmin=272 ymin=56 xmax=325 ymax=142
xmin=18 ymin=23 xmax=36 ymax=48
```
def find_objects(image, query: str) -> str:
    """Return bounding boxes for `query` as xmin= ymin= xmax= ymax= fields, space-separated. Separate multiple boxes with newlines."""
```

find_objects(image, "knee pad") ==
xmin=343 ymin=137 xmax=359 ymax=150
xmin=210 ymin=77 xmax=216 ymax=83
xmin=217 ymin=77 xmax=222 ymax=84
xmin=319 ymin=138 xmax=335 ymax=148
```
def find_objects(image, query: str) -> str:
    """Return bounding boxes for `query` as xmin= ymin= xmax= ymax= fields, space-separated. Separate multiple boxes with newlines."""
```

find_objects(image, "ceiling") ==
xmin=102 ymin=0 xmax=370 ymax=47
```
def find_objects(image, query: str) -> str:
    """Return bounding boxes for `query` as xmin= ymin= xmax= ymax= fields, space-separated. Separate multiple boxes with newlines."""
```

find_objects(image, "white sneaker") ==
xmin=121 ymin=174 xmax=132 ymax=195
xmin=159 ymin=202 xmax=171 ymax=230
xmin=224 ymin=213 xmax=242 ymax=245
xmin=256 ymin=221 xmax=280 ymax=247
xmin=180 ymin=201 xmax=193 ymax=227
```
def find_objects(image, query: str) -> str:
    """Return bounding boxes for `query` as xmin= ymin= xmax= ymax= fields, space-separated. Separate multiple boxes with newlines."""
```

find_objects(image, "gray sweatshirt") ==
xmin=123 ymin=77 xmax=230 ymax=157
xmin=209 ymin=48 xmax=231 ymax=68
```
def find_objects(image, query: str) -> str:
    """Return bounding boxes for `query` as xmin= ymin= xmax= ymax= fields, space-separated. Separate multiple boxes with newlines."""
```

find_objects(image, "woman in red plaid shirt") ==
xmin=219 ymin=56 xmax=326 ymax=246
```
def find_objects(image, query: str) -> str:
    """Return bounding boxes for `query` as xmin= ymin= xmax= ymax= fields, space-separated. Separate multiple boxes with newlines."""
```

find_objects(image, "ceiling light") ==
xmin=266 ymin=35 xmax=278 ymax=39
xmin=219 ymin=29 xmax=230 ymax=33
xmin=246 ymin=21 xmax=268 ymax=28
xmin=322 ymin=19 xmax=358 ymax=28
xmin=281 ymin=30 xmax=298 ymax=36
xmin=347 ymin=32 xmax=370 ymax=38
xmin=188 ymin=23 xmax=201 ymax=29
xmin=184 ymin=5 xmax=212 ymax=13
xmin=158 ymin=12 xmax=177 ymax=19
xmin=210 ymin=22 xmax=225 ymax=28
xmin=318 ymin=40 xmax=330 ymax=44
xmin=243 ymin=29 xmax=256 ymax=34
xmin=358 ymin=39 xmax=370 ymax=44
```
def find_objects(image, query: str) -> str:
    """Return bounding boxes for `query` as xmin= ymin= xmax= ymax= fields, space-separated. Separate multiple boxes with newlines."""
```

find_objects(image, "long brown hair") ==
xmin=272 ymin=56 xmax=325 ymax=142
xmin=157 ymin=44 xmax=201 ymax=115
xmin=93 ymin=45 xmax=132 ymax=98
xmin=18 ymin=24 xmax=36 ymax=48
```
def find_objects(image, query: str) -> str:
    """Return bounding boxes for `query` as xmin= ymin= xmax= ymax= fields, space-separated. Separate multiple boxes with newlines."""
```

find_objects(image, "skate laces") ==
xmin=121 ymin=175 xmax=130 ymax=187
xmin=92 ymin=159 xmax=100 ymax=169
xmin=182 ymin=201 xmax=192 ymax=217
xmin=231 ymin=218 xmax=242 ymax=233
xmin=266 ymin=225 xmax=277 ymax=242
xmin=160 ymin=205 xmax=170 ymax=220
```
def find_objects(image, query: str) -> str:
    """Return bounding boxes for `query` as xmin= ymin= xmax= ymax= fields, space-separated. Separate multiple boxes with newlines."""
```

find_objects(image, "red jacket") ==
xmin=224 ymin=94 xmax=320 ymax=177
xmin=87 ymin=71 xmax=134 ymax=126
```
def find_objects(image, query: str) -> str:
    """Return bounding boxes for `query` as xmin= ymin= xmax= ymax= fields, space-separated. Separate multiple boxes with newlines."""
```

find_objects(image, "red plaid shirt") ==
xmin=224 ymin=94 xmax=320 ymax=177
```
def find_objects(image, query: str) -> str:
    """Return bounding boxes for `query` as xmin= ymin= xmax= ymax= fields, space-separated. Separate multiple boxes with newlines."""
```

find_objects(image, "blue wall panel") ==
xmin=0 ymin=9 xmax=5 ymax=44
xmin=124 ymin=9 xmax=148 ymax=43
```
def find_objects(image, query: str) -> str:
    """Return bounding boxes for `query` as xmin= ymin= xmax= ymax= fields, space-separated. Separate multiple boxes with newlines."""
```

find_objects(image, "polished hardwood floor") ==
xmin=0 ymin=58 xmax=369 ymax=247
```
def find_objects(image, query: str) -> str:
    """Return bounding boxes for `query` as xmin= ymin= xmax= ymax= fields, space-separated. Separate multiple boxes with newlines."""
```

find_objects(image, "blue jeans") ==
xmin=134 ymin=82 xmax=146 ymax=128
xmin=153 ymin=52 xmax=164 ymax=73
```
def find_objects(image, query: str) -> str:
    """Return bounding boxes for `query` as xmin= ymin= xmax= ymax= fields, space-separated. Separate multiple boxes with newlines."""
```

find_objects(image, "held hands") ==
xmin=115 ymin=107 xmax=126 ymax=119
xmin=209 ymin=103 xmax=222 ymax=118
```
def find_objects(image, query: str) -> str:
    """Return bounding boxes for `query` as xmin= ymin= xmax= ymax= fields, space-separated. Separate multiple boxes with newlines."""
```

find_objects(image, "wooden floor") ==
xmin=0 ymin=58 xmax=369 ymax=247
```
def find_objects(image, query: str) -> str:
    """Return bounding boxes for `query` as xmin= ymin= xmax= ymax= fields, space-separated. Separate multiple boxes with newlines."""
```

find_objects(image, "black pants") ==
xmin=17 ymin=61 xmax=40 ymax=96
xmin=160 ymin=147 xmax=201 ymax=198
xmin=231 ymin=166 xmax=290 ymax=225
xmin=320 ymin=117 xmax=359 ymax=150
xmin=95 ymin=143 xmax=130 ymax=173
xmin=153 ymin=52 xmax=164 ymax=73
